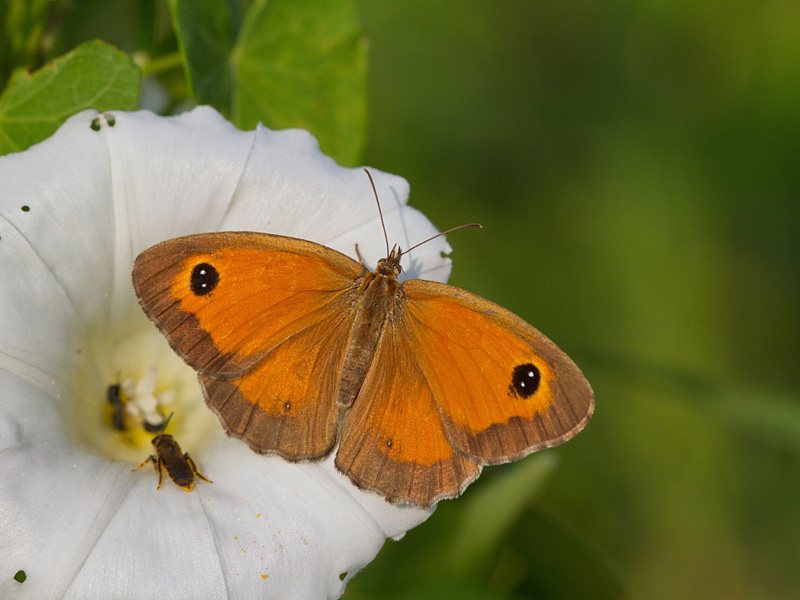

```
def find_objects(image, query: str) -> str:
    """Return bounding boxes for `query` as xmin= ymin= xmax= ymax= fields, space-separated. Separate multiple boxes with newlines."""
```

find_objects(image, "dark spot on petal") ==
xmin=385 ymin=438 xmax=393 ymax=450
xmin=509 ymin=363 xmax=540 ymax=399
xmin=90 ymin=118 xmax=101 ymax=131
xmin=191 ymin=262 xmax=219 ymax=296
xmin=21 ymin=206 xmax=30 ymax=212
xmin=283 ymin=400 xmax=292 ymax=414
xmin=107 ymin=384 xmax=123 ymax=407
xmin=14 ymin=570 xmax=26 ymax=583
xmin=112 ymin=408 xmax=126 ymax=431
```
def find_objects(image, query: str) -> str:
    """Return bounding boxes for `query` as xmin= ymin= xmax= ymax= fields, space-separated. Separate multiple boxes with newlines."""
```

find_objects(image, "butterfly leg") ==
xmin=354 ymin=243 xmax=368 ymax=266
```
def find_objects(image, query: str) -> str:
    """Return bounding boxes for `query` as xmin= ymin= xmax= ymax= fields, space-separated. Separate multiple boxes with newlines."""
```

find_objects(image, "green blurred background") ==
xmin=348 ymin=2 xmax=800 ymax=599
xmin=6 ymin=1 xmax=799 ymax=598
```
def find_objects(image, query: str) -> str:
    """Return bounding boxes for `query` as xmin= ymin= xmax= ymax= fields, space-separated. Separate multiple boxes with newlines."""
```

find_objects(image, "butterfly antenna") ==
xmin=363 ymin=168 xmax=391 ymax=258
xmin=400 ymin=223 xmax=483 ymax=258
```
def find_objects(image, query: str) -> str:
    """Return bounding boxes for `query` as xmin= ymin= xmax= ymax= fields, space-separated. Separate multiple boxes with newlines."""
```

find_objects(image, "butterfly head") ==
xmin=362 ymin=167 xmax=479 ymax=280
xmin=375 ymin=245 xmax=403 ymax=278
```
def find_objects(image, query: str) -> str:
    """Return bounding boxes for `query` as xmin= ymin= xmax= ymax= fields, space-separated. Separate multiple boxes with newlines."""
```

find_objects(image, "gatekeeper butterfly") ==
xmin=132 ymin=171 xmax=593 ymax=506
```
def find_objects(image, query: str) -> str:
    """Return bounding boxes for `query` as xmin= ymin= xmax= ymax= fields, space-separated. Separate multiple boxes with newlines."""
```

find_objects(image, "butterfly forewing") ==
xmin=400 ymin=280 xmax=594 ymax=464
xmin=132 ymin=232 xmax=366 ymax=379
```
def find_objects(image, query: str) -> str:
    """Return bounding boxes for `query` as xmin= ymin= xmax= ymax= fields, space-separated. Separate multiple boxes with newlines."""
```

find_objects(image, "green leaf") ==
xmin=443 ymin=453 xmax=559 ymax=577
xmin=168 ymin=0 xmax=367 ymax=165
xmin=1 ymin=0 xmax=54 ymax=79
xmin=232 ymin=0 xmax=367 ymax=165
xmin=716 ymin=386 xmax=800 ymax=454
xmin=168 ymin=0 xmax=238 ymax=109
xmin=0 ymin=39 xmax=140 ymax=155
xmin=346 ymin=455 xmax=562 ymax=598
xmin=346 ymin=584 xmax=516 ymax=600
xmin=507 ymin=510 xmax=631 ymax=600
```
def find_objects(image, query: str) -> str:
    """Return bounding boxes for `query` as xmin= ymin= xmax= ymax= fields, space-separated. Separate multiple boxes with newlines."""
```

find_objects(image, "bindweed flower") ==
xmin=0 ymin=107 xmax=451 ymax=599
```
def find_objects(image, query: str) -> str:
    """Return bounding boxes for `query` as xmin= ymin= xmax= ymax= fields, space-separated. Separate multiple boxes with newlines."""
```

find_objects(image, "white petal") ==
xmin=0 ymin=372 xmax=139 ymax=599
xmin=215 ymin=123 xmax=452 ymax=281
xmin=0 ymin=107 xmax=444 ymax=598
xmin=105 ymin=107 xmax=257 ymax=249
xmin=0 ymin=112 xmax=116 ymax=326
xmin=64 ymin=481 xmax=230 ymax=600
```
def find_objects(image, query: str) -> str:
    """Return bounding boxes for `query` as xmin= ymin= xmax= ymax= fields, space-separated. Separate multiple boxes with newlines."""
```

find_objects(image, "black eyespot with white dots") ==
xmin=190 ymin=263 xmax=219 ymax=296
xmin=509 ymin=363 xmax=541 ymax=399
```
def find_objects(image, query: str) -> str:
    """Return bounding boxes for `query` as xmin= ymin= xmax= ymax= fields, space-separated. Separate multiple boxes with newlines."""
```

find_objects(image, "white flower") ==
xmin=0 ymin=107 xmax=452 ymax=599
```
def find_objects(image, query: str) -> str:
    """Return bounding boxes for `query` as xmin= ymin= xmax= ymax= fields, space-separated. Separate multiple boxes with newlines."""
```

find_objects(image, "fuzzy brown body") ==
xmin=134 ymin=433 xmax=211 ymax=491
xmin=335 ymin=251 xmax=401 ymax=409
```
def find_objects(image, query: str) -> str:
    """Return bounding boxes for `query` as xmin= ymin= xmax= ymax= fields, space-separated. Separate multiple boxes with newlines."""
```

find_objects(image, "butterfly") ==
xmin=131 ymin=172 xmax=593 ymax=506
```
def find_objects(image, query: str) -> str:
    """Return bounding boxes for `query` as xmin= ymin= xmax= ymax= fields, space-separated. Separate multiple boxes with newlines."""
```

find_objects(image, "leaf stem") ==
xmin=137 ymin=52 xmax=184 ymax=77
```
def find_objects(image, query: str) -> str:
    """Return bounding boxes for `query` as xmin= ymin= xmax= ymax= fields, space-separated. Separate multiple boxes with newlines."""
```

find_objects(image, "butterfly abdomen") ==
xmin=335 ymin=270 xmax=399 ymax=409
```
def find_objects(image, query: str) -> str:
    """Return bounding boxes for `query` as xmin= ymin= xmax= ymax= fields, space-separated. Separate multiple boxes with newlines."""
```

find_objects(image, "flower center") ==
xmin=66 ymin=307 xmax=222 ymax=463
xmin=111 ymin=366 xmax=176 ymax=437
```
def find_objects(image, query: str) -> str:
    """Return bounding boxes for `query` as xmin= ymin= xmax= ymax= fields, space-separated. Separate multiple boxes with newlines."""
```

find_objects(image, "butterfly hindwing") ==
xmin=399 ymin=280 xmax=594 ymax=464
xmin=336 ymin=315 xmax=482 ymax=505
xmin=201 ymin=296 xmax=358 ymax=459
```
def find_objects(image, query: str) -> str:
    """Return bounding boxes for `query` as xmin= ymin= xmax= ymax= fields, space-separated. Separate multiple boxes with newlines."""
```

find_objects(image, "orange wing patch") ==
xmin=203 ymin=298 xmax=357 ymax=460
xmin=133 ymin=233 xmax=364 ymax=378
xmin=337 ymin=318 xmax=481 ymax=505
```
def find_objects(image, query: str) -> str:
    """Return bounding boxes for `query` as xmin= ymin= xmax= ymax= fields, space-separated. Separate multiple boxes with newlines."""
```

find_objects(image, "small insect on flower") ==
xmin=133 ymin=414 xmax=212 ymax=491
